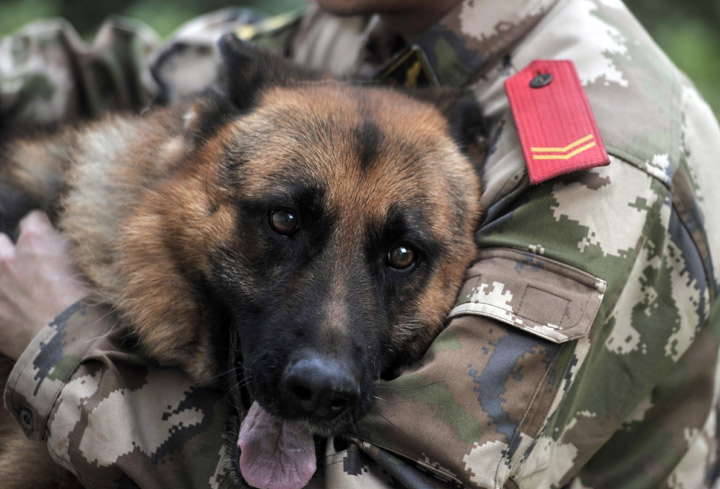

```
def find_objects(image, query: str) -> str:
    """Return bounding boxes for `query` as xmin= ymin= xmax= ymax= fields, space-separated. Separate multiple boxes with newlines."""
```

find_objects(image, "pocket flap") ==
xmin=449 ymin=248 xmax=606 ymax=343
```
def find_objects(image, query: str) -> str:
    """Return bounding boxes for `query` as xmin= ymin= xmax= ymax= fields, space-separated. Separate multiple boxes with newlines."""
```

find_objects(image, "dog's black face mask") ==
xmin=191 ymin=35 xmax=485 ymax=489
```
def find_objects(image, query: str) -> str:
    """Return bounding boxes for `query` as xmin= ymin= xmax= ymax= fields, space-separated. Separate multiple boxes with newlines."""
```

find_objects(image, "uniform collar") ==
xmin=368 ymin=0 xmax=560 ymax=86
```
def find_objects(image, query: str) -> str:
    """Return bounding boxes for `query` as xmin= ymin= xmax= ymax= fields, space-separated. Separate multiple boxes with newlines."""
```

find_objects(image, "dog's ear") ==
xmin=184 ymin=35 xmax=323 ymax=141
xmin=407 ymin=88 xmax=487 ymax=159
xmin=216 ymin=34 xmax=322 ymax=111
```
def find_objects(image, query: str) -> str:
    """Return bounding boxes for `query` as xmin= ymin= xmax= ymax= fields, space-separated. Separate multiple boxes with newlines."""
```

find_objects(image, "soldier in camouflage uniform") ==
xmin=3 ymin=0 xmax=720 ymax=487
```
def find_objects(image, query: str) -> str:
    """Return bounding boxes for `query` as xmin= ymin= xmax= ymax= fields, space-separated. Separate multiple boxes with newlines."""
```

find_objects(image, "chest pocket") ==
xmin=450 ymin=248 xmax=606 ymax=343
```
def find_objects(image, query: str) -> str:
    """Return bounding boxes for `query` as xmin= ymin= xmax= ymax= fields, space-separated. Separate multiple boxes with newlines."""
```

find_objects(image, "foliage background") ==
xmin=1 ymin=0 xmax=719 ymax=117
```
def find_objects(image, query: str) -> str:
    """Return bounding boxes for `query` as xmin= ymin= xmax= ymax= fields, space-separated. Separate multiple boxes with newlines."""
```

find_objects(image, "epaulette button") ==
xmin=530 ymin=72 xmax=553 ymax=88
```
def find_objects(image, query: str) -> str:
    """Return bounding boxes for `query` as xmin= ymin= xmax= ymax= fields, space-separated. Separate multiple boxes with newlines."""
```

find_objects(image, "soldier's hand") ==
xmin=0 ymin=211 xmax=88 ymax=360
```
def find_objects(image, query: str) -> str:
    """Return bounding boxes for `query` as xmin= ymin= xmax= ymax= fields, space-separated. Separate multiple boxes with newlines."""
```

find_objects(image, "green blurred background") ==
xmin=1 ymin=0 xmax=719 ymax=118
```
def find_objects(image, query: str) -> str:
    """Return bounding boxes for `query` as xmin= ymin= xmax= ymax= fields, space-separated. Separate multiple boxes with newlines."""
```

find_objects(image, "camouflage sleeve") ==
xmin=3 ymin=301 xmax=234 ymax=489
xmin=0 ymin=17 xmax=159 ymax=130
xmin=346 ymin=248 xmax=606 ymax=488
xmin=0 ymin=8 xmax=281 ymax=129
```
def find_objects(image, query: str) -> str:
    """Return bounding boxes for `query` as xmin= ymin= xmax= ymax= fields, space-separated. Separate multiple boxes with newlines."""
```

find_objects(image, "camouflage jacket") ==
xmin=5 ymin=0 xmax=720 ymax=488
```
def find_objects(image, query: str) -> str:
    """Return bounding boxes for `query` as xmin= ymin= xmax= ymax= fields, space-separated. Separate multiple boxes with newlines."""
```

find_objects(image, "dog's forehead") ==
xmin=226 ymin=84 xmax=464 ymax=196
xmin=251 ymin=84 xmax=452 ymax=148
xmin=266 ymin=83 xmax=442 ymax=120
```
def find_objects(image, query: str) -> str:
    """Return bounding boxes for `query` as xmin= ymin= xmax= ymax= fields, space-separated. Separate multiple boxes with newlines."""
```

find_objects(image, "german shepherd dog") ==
xmin=0 ymin=36 xmax=484 ymax=489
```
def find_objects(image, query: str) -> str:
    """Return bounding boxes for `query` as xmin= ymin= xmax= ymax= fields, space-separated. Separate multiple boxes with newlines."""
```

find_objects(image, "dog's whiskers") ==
xmin=377 ymin=380 xmax=444 ymax=393
xmin=367 ymin=407 xmax=405 ymax=434
xmin=204 ymin=366 xmax=242 ymax=382
xmin=225 ymin=373 xmax=256 ymax=395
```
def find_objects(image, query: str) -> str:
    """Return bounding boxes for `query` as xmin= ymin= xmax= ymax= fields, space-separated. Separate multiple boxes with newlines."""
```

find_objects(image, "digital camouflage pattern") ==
xmin=0 ymin=8 xmax=272 ymax=129
xmin=4 ymin=0 xmax=720 ymax=488
xmin=0 ymin=17 xmax=159 ymax=129
xmin=5 ymin=302 xmax=235 ymax=489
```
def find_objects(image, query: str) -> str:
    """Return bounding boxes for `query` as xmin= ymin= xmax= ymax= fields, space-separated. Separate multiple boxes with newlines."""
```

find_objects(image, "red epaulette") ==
xmin=505 ymin=60 xmax=610 ymax=184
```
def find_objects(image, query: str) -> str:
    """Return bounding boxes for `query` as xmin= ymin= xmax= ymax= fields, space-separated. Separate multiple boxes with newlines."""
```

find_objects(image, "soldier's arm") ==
xmin=346 ymin=153 xmax=719 ymax=489
xmin=0 ymin=211 xmax=232 ymax=488
xmin=4 ymin=300 xmax=235 ymax=489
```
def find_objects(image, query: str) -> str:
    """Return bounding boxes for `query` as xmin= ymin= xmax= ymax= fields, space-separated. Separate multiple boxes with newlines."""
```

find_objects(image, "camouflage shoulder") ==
xmin=421 ymin=1 xmax=720 ymax=482
xmin=0 ymin=16 xmax=159 ymax=128
xmin=470 ymin=0 xmax=720 ymax=480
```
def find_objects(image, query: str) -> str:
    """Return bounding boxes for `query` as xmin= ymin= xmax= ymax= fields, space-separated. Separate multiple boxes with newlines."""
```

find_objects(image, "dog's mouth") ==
xmin=231 ymin=350 xmax=372 ymax=489
xmin=235 ymin=393 xmax=361 ymax=489
xmin=237 ymin=401 xmax=317 ymax=489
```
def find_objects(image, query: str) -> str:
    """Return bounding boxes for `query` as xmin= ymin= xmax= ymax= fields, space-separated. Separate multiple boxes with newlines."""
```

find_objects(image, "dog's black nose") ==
xmin=281 ymin=352 xmax=360 ymax=420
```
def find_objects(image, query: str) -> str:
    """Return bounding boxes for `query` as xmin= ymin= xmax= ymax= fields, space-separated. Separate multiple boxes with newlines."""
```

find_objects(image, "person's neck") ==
xmin=379 ymin=0 xmax=462 ymax=40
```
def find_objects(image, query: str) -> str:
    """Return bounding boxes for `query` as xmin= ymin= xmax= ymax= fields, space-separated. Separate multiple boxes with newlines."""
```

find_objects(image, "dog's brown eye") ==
xmin=269 ymin=210 xmax=299 ymax=235
xmin=388 ymin=245 xmax=416 ymax=269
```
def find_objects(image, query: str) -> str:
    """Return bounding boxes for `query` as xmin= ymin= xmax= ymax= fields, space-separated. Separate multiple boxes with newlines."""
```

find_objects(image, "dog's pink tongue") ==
xmin=238 ymin=401 xmax=316 ymax=489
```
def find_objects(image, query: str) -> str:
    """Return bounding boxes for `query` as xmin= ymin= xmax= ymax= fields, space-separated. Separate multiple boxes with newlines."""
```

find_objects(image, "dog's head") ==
xmin=116 ymin=36 xmax=484 ymax=488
